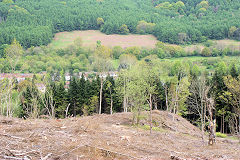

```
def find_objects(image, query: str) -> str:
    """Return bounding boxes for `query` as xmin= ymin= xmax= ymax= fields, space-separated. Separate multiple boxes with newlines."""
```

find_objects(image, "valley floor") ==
xmin=0 ymin=111 xmax=239 ymax=160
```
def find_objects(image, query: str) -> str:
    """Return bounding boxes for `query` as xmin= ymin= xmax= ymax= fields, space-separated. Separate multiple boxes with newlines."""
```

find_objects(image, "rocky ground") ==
xmin=0 ymin=110 xmax=239 ymax=160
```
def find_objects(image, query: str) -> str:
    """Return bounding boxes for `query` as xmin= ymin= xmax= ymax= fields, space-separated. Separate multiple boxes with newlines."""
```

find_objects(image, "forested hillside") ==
xmin=0 ymin=0 xmax=240 ymax=48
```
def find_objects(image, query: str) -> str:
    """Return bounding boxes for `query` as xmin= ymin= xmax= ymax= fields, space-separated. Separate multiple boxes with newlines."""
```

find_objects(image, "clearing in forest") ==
xmin=0 ymin=111 xmax=239 ymax=160
xmin=50 ymin=30 xmax=158 ymax=49
xmin=184 ymin=39 xmax=240 ymax=53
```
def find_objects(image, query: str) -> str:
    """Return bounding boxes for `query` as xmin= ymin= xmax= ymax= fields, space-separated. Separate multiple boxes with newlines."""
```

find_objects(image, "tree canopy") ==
xmin=0 ymin=0 xmax=240 ymax=48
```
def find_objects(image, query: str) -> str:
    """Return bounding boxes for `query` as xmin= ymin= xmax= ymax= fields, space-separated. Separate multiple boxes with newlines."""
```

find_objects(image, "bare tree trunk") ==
xmin=6 ymin=97 xmax=9 ymax=117
xmin=201 ymin=115 xmax=205 ymax=145
xmin=110 ymin=89 xmax=113 ymax=115
xmin=110 ymin=97 xmax=113 ymax=115
xmin=73 ymin=102 xmax=76 ymax=117
xmin=154 ymin=102 xmax=157 ymax=110
xmin=220 ymin=116 xmax=223 ymax=133
xmin=149 ymin=94 xmax=152 ymax=134
xmin=123 ymin=77 xmax=126 ymax=112
xmin=126 ymin=97 xmax=128 ymax=112
xmin=99 ymin=78 xmax=103 ymax=114
xmin=123 ymin=96 xmax=126 ymax=112
xmin=238 ymin=115 xmax=240 ymax=142
xmin=200 ymin=101 xmax=205 ymax=145
xmin=223 ymin=114 xmax=225 ymax=134
xmin=65 ymin=103 xmax=70 ymax=118
xmin=203 ymin=102 xmax=206 ymax=131
xmin=137 ymin=109 xmax=141 ymax=125
xmin=165 ymin=85 xmax=168 ymax=111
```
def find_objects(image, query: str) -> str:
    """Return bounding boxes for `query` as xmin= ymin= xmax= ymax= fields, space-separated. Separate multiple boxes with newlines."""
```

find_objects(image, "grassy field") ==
xmin=49 ymin=30 xmax=158 ymax=49
xmin=160 ymin=56 xmax=240 ymax=69
xmin=111 ymin=56 xmax=240 ymax=71
xmin=162 ymin=55 xmax=240 ymax=61
xmin=50 ymin=30 xmax=240 ymax=54
xmin=154 ymin=55 xmax=240 ymax=74
xmin=183 ymin=39 xmax=240 ymax=53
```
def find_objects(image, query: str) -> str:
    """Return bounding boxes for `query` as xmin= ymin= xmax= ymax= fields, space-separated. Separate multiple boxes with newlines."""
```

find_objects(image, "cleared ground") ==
xmin=0 ymin=111 xmax=239 ymax=160
xmin=184 ymin=39 xmax=240 ymax=53
xmin=50 ymin=30 xmax=158 ymax=49
xmin=50 ymin=30 xmax=240 ymax=54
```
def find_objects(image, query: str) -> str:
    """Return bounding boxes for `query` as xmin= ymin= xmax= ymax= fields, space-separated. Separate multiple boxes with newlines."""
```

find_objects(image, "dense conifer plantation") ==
xmin=0 ymin=0 xmax=240 ymax=48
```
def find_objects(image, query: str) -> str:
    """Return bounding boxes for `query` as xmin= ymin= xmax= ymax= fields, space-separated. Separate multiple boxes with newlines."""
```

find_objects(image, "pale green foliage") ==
xmin=201 ymin=47 xmax=211 ymax=57
xmin=73 ymin=37 xmax=83 ymax=48
xmin=156 ymin=2 xmax=172 ymax=9
xmin=190 ymin=64 xmax=201 ymax=78
xmin=5 ymin=39 xmax=23 ymax=59
xmin=119 ymin=54 xmax=137 ymax=69
xmin=124 ymin=46 xmax=141 ymax=58
xmin=170 ymin=61 xmax=190 ymax=76
xmin=175 ymin=1 xmax=185 ymax=8
xmin=229 ymin=26 xmax=237 ymax=38
xmin=198 ymin=1 xmax=209 ymax=9
xmin=168 ymin=76 xmax=190 ymax=115
xmin=216 ymin=61 xmax=228 ymax=75
xmin=223 ymin=75 xmax=240 ymax=110
xmin=9 ymin=5 xmax=30 ymax=14
xmin=156 ymin=1 xmax=185 ymax=10
xmin=59 ymin=1 xmax=66 ymax=5
xmin=121 ymin=61 xmax=159 ymax=124
xmin=136 ymin=20 xmax=156 ymax=34
xmin=97 ymin=17 xmax=104 ymax=27
xmin=216 ymin=132 xmax=227 ymax=138
xmin=119 ymin=24 xmax=129 ymax=34
xmin=95 ymin=45 xmax=112 ymax=59
xmin=199 ymin=7 xmax=207 ymax=13
xmin=155 ymin=41 xmax=165 ymax=49
xmin=168 ymin=61 xmax=190 ymax=115
xmin=112 ymin=46 xmax=123 ymax=59
xmin=2 ymin=0 xmax=13 ymax=4
xmin=4 ymin=38 xmax=23 ymax=72
xmin=93 ymin=45 xmax=113 ymax=72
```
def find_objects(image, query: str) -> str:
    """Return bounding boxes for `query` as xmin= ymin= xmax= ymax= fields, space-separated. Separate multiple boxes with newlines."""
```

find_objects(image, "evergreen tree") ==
xmin=230 ymin=63 xmax=238 ymax=79
xmin=68 ymin=77 xmax=79 ymax=116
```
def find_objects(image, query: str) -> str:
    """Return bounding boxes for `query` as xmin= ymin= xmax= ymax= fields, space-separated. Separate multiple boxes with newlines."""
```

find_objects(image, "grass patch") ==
xmin=49 ymin=30 xmax=158 ymax=49
xmin=227 ymin=136 xmax=239 ymax=140
xmin=112 ymin=59 xmax=120 ymax=70
xmin=134 ymin=124 xmax=167 ymax=132
xmin=216 ymin=132 xmax=227 ymax=138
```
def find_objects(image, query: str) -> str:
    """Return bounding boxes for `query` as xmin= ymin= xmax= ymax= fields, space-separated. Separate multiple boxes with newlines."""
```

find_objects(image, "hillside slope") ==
xmin=0 ymin=111 xmax=239 ymax=160
xmin=1 ymin=0 xmax=240 ymax=47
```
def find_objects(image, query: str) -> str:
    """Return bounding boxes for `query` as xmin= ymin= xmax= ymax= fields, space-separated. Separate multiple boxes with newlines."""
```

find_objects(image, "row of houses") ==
xmin=0 ymin=73 xmax=36 ymax=82
xmin=0 ymin=71 xmax=118 ymax=92
xmin=64 ymin=71 xmax=118 ymax=81
xmin=0 ymin=71 xmax=118 ymax=82
xmin=0 ymin=73 xmax=47 ymax=92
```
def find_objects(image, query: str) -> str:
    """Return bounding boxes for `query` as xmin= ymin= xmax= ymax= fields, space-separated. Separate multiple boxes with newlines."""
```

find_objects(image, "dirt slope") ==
xmin=0 ymin=111 xmax=239 ymax=160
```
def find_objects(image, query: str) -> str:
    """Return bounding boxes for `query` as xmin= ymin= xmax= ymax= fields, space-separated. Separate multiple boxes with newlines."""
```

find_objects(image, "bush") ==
xmin=138 ymin=125 xmax=162 ymax=131
xmin=203 ymin=40 xmax=214 ymax=47
xmin=216 ymin=132 xmax=227 ymax=138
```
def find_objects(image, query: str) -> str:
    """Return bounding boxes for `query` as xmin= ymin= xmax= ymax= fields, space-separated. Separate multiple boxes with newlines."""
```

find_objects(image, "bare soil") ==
xmin=50 ymin=30 xmax=158 ymax=49
xmin=0 ymin=110 xmax=239 ymax=160
xmin=214 ymin=39 xmax=240 ymax=51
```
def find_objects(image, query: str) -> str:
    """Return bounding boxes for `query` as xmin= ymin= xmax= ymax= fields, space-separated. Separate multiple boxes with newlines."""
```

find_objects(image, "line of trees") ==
xmin=0 ymin=51 xmax=239 ymax=137
xmin=1 ymin=39 xmax=240 ymax=74
xmin=0 ymin=0 xmax=240 ymax=48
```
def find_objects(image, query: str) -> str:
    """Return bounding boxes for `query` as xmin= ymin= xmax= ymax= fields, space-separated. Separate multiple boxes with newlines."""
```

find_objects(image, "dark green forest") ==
xmin=0 ymin=0 xmax=240 ymax=48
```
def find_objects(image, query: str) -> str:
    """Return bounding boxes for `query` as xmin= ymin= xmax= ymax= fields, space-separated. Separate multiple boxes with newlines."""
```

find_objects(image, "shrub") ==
xmin=216 ymin=132 xmax=227 ymax=138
